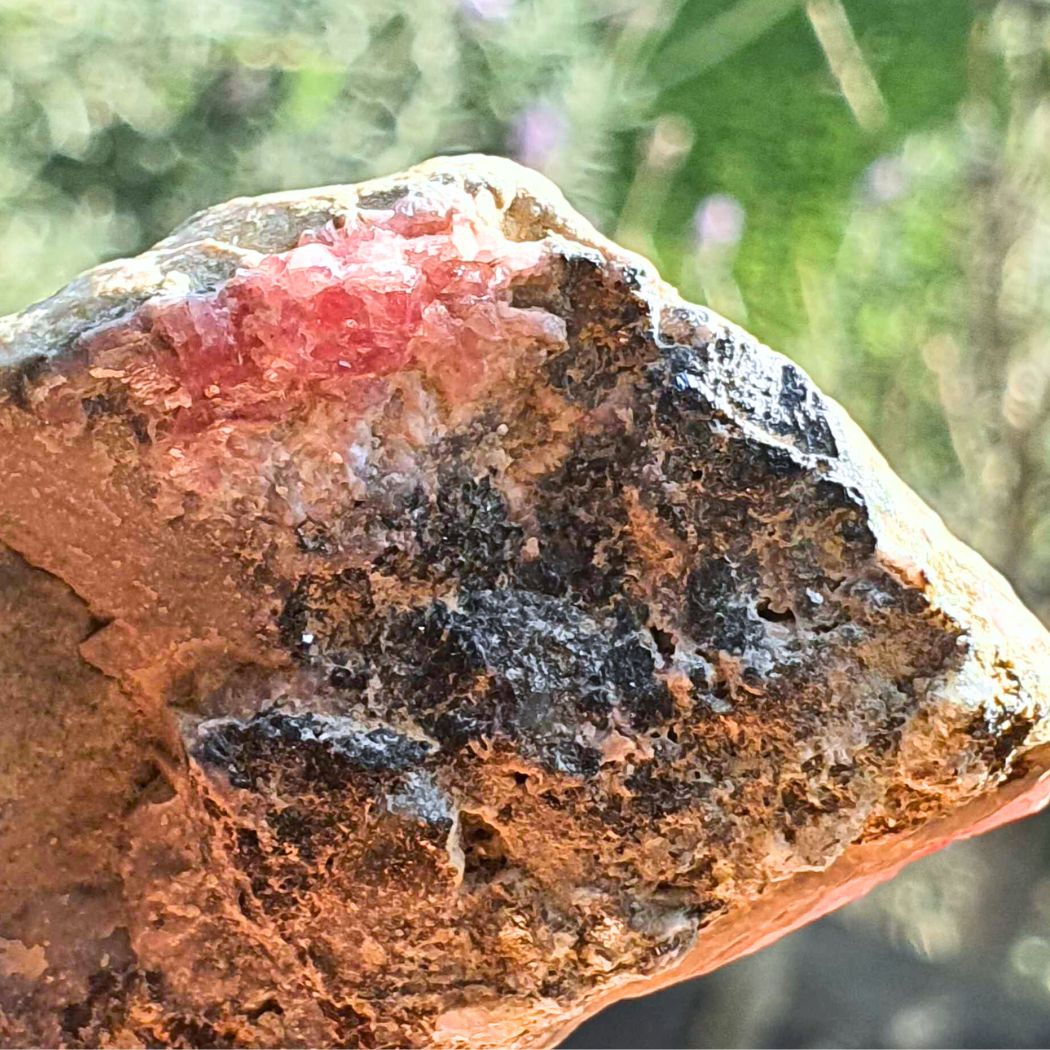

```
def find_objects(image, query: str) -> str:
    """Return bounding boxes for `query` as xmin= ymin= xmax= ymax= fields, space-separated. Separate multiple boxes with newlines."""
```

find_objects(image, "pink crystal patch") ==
xmin=148 ymin=188 xmax=561 ymax=424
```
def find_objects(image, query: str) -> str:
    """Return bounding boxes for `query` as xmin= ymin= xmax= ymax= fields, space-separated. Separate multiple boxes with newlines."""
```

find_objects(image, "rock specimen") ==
xmin=2 ymin=155 xmax=1050 ymax=1049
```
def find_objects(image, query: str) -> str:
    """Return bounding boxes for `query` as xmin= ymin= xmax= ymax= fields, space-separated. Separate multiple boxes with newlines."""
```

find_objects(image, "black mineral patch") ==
xmin=196 ymin=711 xmax=430 ymax=791
xmin=520 ymin=435 xmax=636 ymax=605
xmin=336 ymin=586 xmax=685 ymax=777
xmin=277 ymin=569 xmax=377 ymax=657
xmin=417 ymin=472 xmax=523 ymax=586
xmin=685 ymin=557 xmax=764 ymax=656
xmin=540 ymin=254 xmax=655 ymax=407
xmin=773 ymin=363 xmax=838 ymax=457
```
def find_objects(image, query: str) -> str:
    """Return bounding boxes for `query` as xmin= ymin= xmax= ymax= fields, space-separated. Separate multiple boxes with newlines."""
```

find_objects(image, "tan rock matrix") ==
xmin=1 ymin=156 xmax=1049 ymax=1048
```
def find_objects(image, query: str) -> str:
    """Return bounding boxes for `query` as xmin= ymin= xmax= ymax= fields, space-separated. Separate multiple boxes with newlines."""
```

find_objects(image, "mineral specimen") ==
xmin=2 ymin=155 xmax=1050 ymax=1049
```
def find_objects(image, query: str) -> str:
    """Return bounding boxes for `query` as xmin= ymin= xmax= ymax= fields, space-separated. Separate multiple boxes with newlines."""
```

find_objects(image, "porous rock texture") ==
xmin=2 ymin=155 xmax=1050 ymax=1049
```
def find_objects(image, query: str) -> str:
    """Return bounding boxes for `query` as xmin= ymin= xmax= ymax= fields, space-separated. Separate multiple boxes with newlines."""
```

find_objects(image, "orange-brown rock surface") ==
xmin=2 ymin=156 xmax=1050 ymax=1049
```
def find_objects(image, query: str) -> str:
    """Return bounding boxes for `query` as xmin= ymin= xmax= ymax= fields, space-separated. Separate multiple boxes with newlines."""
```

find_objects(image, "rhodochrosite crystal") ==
xmin=72 ymin=188 xmax=563 ymax=521
xmin=154 ymin=200 xmax=558 ymax=412
xmin=2 ymin=156 xmax=1050 ymax=1049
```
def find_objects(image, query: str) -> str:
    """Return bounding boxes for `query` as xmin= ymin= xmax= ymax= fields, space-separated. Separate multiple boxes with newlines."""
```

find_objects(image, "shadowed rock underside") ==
xmin=1 ymin=156 xmax=1050 ymax=1049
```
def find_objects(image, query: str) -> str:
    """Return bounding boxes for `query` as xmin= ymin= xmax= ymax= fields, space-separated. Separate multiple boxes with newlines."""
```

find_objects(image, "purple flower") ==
xmin=512 ymin=105 xmax=567 ymax=170
xmin=693 ymin=194 xmax=745 ymax=249
xmin=462 ymin=0 xmax=513 ymax=20
xmin=864 ymin=155 xmax=907 ymax=204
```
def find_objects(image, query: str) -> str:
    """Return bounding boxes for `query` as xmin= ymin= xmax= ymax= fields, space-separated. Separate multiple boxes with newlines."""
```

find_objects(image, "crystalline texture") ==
xmin=1 ymin=157 xmax=1049 ymax=1049
xmin=152 ymin=193 xmax=558 ymax=415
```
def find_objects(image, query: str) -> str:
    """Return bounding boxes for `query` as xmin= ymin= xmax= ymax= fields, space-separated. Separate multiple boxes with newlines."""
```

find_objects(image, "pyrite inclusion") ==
xmin=1 ymin=156 xmax=1049 ymax=1049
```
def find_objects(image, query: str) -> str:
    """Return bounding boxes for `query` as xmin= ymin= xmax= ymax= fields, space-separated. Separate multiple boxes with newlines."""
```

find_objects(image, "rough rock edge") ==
xmin=3 ymin=154 xmax=1050 ymax=1046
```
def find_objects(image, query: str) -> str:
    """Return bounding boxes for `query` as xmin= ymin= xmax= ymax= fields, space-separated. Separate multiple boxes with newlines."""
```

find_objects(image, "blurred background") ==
xmin=3 ymin=0 xmax=1050 ymax=1045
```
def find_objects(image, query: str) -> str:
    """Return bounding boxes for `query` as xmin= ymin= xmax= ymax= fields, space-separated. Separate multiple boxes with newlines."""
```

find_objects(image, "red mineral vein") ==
xmin=145 ymin=191 xmax=563 ymax=427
